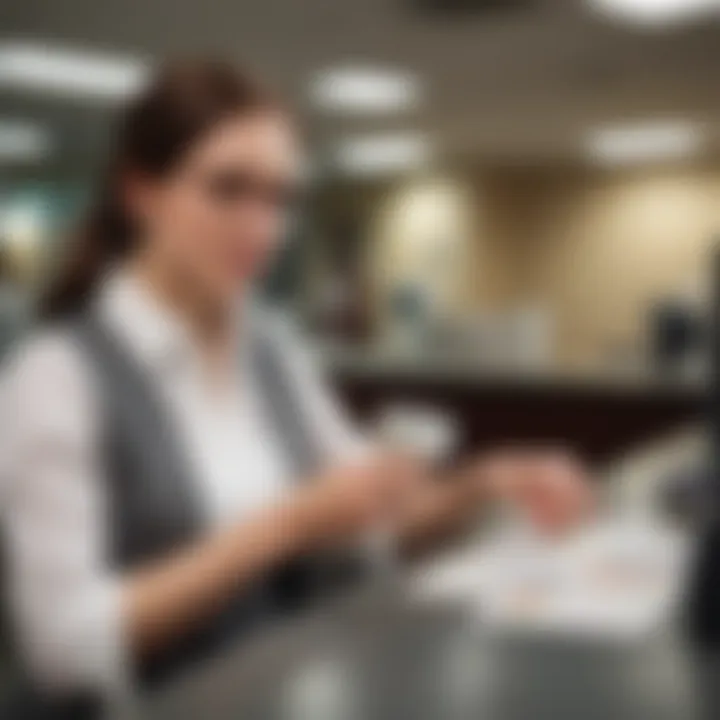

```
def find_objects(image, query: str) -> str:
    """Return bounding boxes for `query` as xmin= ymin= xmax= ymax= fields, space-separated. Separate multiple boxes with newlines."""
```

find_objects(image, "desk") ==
xmin=130 ymin=576 xmax=708 ymax=720
xmin=124 ymin=430 xmax=710 ymax=720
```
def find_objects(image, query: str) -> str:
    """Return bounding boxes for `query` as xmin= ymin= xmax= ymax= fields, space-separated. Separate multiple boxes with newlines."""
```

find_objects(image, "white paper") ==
xmin=412 ymin=519 xmax=689 ymax=642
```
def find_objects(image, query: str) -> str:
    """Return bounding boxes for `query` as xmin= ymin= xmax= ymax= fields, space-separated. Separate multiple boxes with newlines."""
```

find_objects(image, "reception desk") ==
xmin=325 ymin=347 xmax=704 ymax=465
xmin=124 ymin=434 xmax=708 ymax=720
xmin=130 ymin=563 xmax=704 ymax=720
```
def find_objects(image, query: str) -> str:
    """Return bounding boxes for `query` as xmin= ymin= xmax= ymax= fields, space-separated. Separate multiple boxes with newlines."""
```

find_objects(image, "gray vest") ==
xmin=70 ymin=309 xmax=327 ymax=687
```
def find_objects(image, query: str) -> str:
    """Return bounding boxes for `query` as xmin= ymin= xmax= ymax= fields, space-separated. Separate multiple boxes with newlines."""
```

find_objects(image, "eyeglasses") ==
xmin=195 ymin=167 xmax=301 ymax=211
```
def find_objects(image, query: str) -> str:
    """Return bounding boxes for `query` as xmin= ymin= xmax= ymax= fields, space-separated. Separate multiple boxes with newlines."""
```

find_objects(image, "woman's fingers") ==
xmin=519 ymin=453 xmax=595 ymax=534
xmin=307 ymin=454 xmax=425 ymax=538
xmin=478 ymin=449 xmax=595 ymax=535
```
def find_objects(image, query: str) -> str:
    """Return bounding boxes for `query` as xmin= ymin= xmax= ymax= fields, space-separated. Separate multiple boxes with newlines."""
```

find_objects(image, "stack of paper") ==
xmin=413 ymin=520 xmax=689 ymax=641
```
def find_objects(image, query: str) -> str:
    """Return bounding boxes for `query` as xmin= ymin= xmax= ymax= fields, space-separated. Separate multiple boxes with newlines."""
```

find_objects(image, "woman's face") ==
xmin=131 ymin=111 xmax=300 ymax=303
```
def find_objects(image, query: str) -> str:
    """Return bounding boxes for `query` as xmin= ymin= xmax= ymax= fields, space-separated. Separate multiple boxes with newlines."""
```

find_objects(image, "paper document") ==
xmin=413 ymin=520 xmax=689 ymax=641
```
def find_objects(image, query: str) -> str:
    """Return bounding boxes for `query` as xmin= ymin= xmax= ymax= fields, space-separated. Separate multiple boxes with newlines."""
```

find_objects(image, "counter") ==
xmin=122 ymin=434 xmax=712 ymax=720
xmin=128 ymin=571 xmax=706 ymax=720
xmin=323 ymin=345 xmax=705 ymax=464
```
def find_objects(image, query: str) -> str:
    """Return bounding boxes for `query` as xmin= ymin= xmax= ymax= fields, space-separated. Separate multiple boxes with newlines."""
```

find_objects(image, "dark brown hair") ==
xmin=41 ymin=59 xmax=277 ymax=318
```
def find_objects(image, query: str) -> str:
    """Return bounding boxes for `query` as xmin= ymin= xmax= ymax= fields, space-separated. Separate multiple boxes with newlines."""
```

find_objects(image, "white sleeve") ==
xmin=0 ymin=332 xmax=126 ymax=695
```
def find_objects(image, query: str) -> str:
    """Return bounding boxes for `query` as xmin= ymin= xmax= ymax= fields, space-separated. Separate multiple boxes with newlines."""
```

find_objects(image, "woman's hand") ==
xmin=125 ymin=455 xmax=420 ymax=655
xmin=477 ymin=449 xmax=594 ymax=535
xmin=297 ymin=454 xmax=423 ymax=544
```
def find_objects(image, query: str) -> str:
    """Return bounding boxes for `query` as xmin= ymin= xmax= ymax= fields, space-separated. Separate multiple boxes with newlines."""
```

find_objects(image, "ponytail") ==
xmin=40 ymin=170 xmax=133 ymax=317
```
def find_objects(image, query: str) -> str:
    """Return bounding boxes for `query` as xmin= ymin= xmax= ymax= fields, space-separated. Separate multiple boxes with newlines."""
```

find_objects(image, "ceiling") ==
xmin=1 ymin=0 xmax=720 ymax=171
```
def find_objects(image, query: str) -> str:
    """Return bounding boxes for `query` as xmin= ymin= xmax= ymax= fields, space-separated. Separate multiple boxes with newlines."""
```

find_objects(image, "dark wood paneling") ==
xmin=333 ymin=374 xmax=703 ymax=466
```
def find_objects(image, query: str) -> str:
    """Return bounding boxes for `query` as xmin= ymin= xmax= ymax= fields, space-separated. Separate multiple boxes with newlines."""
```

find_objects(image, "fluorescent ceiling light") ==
xmin=589 ymin=0 xmax=717 ymax=26
xmin=311 ymin=66 xmax=421 ymax=114
xmin=0 ymin=41 xmax=148 ymax=100
xmin=0 ymin=120 xmax=51 ymax=161
xmin=587 ymin=121 xmax=703 ymax=165
xmin=335 ymin=132 xmax=432 ymax=176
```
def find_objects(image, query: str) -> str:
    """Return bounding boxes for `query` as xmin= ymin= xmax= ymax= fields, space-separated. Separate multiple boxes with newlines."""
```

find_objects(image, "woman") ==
xmin=0 ymin=61 xmax=590 ymax=710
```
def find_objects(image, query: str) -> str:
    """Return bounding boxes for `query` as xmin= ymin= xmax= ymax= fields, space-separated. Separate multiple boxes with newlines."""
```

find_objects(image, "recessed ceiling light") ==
xmin=0 ymin=120 xmax=51 ymax=161
xmin=0 ymin=41 xmax=148 ymax=101
xmin=335 ymin=132 xmax=432 ymax=176
xmin=589 ymin=0 xmax=716 ymax=26
xmin=311 ymin=66 xmax=421 ymax=115
xmin=586 ymin=121 xmax=703 ymax=165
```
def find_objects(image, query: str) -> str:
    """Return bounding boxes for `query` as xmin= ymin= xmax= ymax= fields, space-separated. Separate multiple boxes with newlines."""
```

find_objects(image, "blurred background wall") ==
xmin=1 ymin=0 xmax=719 ymax=459
xmin=351 ymin=162 xmax=720 ymax=366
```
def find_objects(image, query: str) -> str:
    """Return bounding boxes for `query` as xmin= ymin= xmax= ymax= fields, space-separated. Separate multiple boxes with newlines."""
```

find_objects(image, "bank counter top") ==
xmin=124 ymin=434 xmax=712 ymax=720
xmin=127 ymin=570 xmax=711 ymax=720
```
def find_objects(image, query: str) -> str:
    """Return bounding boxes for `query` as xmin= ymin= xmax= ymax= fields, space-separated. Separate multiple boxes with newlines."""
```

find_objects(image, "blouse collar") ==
xmin=96 ymin=267 xmax=248 ymax=375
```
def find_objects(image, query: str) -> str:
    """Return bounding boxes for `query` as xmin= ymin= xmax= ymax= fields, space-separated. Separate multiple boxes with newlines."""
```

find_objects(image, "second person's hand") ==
xmin=475 ymin=449 xmax=595 ymax=536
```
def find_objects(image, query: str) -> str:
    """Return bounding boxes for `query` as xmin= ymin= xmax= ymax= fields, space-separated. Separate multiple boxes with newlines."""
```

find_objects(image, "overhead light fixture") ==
xmin=0 ymin=41 xmax=148 ymax=100
xmin=311 ymin=66 xmax=421 ymax=114
xmin=0 ymin=120 xmax=51 ymax=161
xmin=587 ymin=120 xmax=703 ymax=165
xmin=589 ymin=0 xmax=716 ymax=26
xmin=335 ymin=132 xmax=432 ymax=177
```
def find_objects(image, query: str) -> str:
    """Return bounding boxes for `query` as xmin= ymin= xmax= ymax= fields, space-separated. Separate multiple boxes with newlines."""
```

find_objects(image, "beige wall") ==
xmin=475 ymin=164 xmax=720 ymax=365
xmin=365 ymin=163 xmax=720 ymax=366
xmin=367 ymin=176 xmax=479 ymax=333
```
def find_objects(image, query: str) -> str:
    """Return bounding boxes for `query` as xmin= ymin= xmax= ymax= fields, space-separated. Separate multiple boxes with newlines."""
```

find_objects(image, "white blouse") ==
xmin=0 ymin=271 xmax=369 ymax=695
